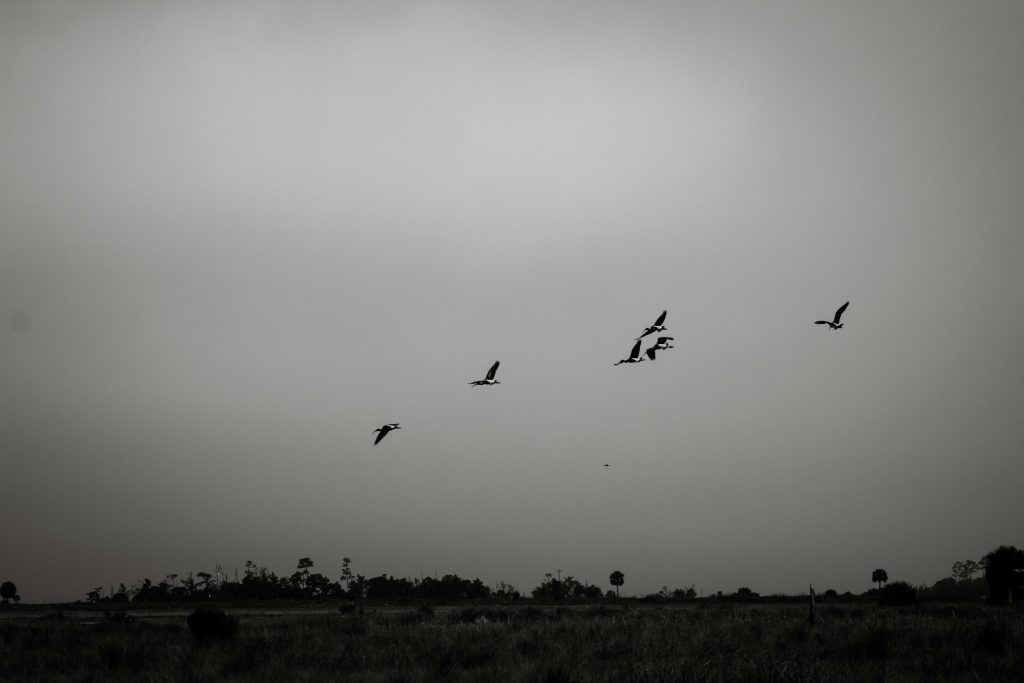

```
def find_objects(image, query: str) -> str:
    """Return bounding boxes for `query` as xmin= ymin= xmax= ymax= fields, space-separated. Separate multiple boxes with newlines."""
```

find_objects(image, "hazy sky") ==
xmin=2 ymin=0 xmax=1023 ymax=602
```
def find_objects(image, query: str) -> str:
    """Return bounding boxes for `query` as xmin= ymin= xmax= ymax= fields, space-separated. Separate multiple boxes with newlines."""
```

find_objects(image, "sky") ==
xmin=2 ymin=0 xmax=1023 ymax=602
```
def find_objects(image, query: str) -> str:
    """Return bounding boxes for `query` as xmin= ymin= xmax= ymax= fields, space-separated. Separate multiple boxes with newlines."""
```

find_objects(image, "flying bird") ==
xmin=469 ymin=360 xmax=501 ymax=386
xmin=815 ymin=301 xmax=850 ymax=330
xmin=637 ymin=310 xmax=668 ymax=339
xmin=645 ymin=336 xmax=674 ymax=360
xmin=373 ymin=423 xmax=401 ymax=445
xmin=614 ymin=339 xmax=645 ymax=365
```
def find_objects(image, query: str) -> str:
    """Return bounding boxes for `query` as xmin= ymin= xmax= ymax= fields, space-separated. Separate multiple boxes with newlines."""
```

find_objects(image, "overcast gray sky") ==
xmin=2 ymin=0 xmax=1023 ymax=602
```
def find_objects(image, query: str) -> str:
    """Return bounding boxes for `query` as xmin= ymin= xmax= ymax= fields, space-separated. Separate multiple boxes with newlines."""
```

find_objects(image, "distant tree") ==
xmin=0 ymin=581 xmax=17 ymax=605
xmin=670 ymin=585 xmax=697 ymax=600
xmin=531 ymin=573 xmax=570 ymax=601
xmin=609 ymin=571 xmax=624 ymax=597
xmin=871 ymin=568 xmax=888 ymax=591
xmin=196 ymin=572 xmax=213 ymax=597
xmin=180 ymin=573 xmax=197 ymax=598
xmin=878 ymin=581 xmax=916 ymax=606
xmin=340 ymin=557 xmax=353 ymax=593
xmin=732 ymin=587 xmax=760 ymax=601
xmin=294 ymin=558 xmax=315 ymax=595
xmin=494 ymin=580 xmax=520 ymax=600
xmin=952 ymin=560 xmax=982 ymax=584
xmin=86 ymin=587 xmax=104 ymax=603
xmin=982 ymin=545 xmax=1024 ymax=605
xmin=111 ymin=583 xmax=130 ymax=602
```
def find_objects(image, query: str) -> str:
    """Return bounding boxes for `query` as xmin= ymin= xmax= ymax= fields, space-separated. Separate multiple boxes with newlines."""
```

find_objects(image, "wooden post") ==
xmin=809 ymin=584 xmax=816 ymax=626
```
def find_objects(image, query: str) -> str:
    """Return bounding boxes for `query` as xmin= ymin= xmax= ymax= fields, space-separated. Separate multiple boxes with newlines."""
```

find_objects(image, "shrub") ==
xmin=878 ymin=581 xmax=917 ymax=607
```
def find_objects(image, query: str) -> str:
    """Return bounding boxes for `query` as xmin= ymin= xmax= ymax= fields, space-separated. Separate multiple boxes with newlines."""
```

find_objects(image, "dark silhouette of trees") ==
xmin=529 ymin=573 xmax=601 ymax=601
xmin=90 ymin=560 xmax=506 ymax=604
xmin=952 ymin=560 xmax=982 ymax=584
xmin=340 ymin=557 xmax=353 ymax=592
xmin=732 ymin=587 xmax=760 ymax=601
xmin=609 ymin=571 xmax=624 ymax=597
xmin=982 ymin=545 xmax=1024 ymax=605
xmin=878 ymin=581 xmax=916 ymax=606
xmin=871 ymin=568 xmax=888 ymax=590
xmin=0 ymin=581 xmax=17 ymax=605
xmin=670 ymin=586 xmax=697 ymax=600
xmin=362 ymin=573 xmax=494 ymax=602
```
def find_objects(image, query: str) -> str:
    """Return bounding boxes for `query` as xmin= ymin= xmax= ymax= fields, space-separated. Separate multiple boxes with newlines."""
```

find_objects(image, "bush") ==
xmin=186 ymin=608 xmax=238 ymax=640
xmin=878 ymin=581 xmax=917 ymax=607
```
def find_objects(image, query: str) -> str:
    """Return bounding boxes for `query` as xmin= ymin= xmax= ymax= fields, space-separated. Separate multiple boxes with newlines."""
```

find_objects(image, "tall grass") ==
xmin=1 ymin=603 xmax=1021 ymax=681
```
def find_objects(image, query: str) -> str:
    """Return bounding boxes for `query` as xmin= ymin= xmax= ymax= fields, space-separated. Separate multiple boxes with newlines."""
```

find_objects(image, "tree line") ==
xmin=3 ymin=543 xmax=1018 ymax=606
xmin=83 ymin=557 xmax=528 ymax=604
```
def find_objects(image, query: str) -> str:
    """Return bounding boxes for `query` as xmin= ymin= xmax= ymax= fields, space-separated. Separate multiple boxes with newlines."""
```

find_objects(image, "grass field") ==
xmin=1 ymin=603 xmax=1022 ymax=681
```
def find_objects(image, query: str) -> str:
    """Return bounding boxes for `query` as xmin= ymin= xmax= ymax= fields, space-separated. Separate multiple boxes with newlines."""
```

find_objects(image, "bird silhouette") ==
xmin=614 ymin=339 xmax=645 ymax=365
xmin=637 ymin=310 xmax=668 ymax=339
xmin=469 ymin=361 xmax=501 ymax=386
xmin=815 ymin=301 xmax=849 ymax=330
xmin=645 ymin=336 xmax=674 ymax=360
xmin=373 ymin=423 xmax=401 ymax=445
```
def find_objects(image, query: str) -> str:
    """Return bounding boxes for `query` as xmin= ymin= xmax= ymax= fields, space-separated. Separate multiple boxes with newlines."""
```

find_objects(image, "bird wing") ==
xmin=656 ymin=337 xmax=673 ymax=344
xmin=374 ymin=427 xmax=389 ymax=445
xmin=630 ymin=339 xmax=642 ymax=358
xmin=654 ymin=310 xmax=667 ymax=326
xmin=814 ymin=320 xmax=829 ymax=325
xmin=486 ymin=360 xmax=500 ymax=380
xmin=645 ymin=347 xmax=656 ymax=360
xmin=833 ymin=301 xmax=849 ymax=323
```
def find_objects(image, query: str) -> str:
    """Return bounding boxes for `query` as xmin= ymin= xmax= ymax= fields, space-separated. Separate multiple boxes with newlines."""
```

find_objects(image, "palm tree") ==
xmin=871 ymin=569 xmax=888 ymax=591
xmin=609 ymin=571 xmax=625 ymax=597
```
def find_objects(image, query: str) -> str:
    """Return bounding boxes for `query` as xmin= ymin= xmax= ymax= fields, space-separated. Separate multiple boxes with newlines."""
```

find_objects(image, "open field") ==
xmin=1 ymin=603 xmax=1023 ymax=682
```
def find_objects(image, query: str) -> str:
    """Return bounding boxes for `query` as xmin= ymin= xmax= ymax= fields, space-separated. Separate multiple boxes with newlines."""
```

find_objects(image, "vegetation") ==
xmin=982 ymin=545 xmax=1024 ymax=605
xmin=2 ymin=603 xmax=1024 ymax=681
xmin=871 ymin=568 xmax=888 ymax=591
xmin=0 ymin=581 xmax=18 ymax=605
xmin=878 ymin=581 xmax=917 ymax=607
xmin=59 ymin=545 xmax=1024 ymax=610
xmin=609 ymin=570 xmax=624 ymax=598
xmin=187 ymin=608 xmax=239 ymax=641
xmin=82 ymin=558 xmax=522 ymax=605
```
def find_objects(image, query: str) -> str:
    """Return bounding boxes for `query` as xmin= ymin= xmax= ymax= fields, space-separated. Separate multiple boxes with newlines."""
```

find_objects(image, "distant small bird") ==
xmin=637 ymin=310 xmax=668 ymax=339
xmin=469 ymin=361 xmax=501 ymax=386
xmin=614 ymin=339 xmax=645 ymax=365
xmin=373 ymin=423 xmax=401 ymax=445
xmin=603 ymin=464 xmax=610 ymax=467
xmin=645 ymin=336 xmax=674 ymax=360
xmin=815 ymin=301 xmax=849 ymax=330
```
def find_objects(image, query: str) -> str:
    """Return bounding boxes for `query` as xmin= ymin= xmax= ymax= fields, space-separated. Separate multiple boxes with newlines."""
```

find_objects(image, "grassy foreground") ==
xmin=1 ymin=603 xmax=1022 ymax=682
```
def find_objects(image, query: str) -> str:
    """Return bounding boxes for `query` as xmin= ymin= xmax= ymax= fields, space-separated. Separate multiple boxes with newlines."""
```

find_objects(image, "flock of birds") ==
xmin=372 ymin=301 xmax=851 ymax=445
xmin=614 ymin=310 xmax=675 ymax=365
